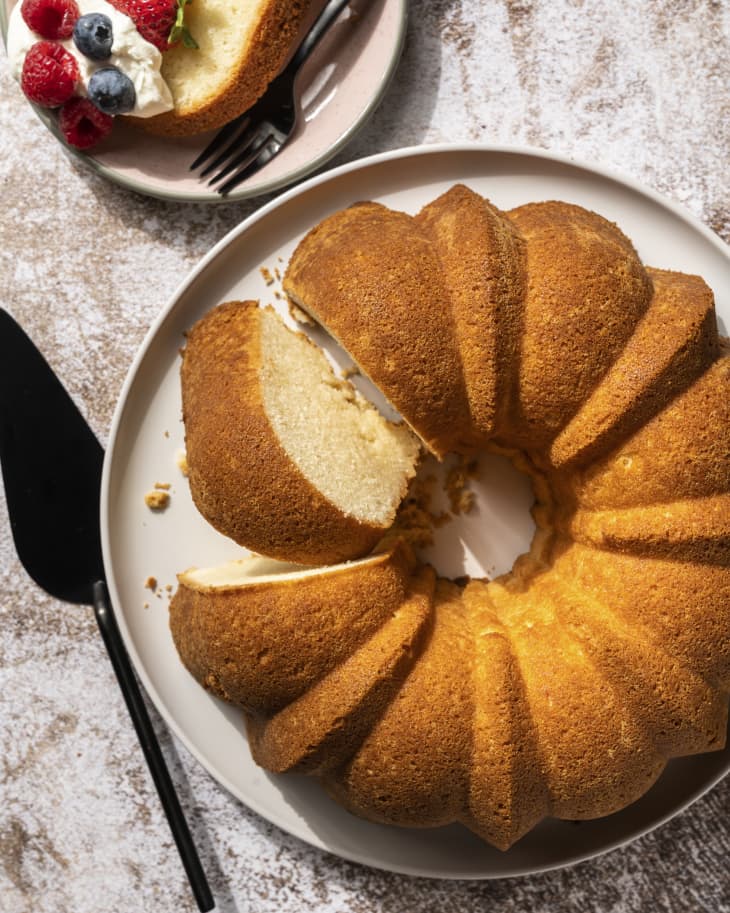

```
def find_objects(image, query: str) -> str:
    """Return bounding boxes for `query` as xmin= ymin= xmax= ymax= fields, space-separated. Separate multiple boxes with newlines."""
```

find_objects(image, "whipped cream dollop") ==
xmin=7 ymin=0 xmax=174 ymax=117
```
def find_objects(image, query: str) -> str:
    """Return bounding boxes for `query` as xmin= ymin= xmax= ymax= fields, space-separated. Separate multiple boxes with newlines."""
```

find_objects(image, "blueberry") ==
xmin=73 ymin=13 xmax=114 ymax=60
xmin=88 ymin=67 xmax=136 ymax=115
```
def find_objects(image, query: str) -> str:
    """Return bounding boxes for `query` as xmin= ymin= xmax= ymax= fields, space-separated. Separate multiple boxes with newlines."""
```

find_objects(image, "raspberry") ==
xmin=20 ymin=41 xmax=79 ymax=107
xmin=59 ymin=97 xmax=114 ymax=149
xmin=21 ymin=0 xmax=80 ymax=40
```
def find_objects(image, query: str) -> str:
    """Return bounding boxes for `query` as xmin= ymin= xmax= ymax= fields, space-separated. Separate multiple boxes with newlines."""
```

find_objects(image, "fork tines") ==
xmin=207 ymin=126 xmax=272 ymax=183
xmin=189 ymin=114 xmax=248 ymax=172
xmin=190 ymin=112 xmax=283 ymax=195
xmin=214 ymin=138 xmax=282 ymax=195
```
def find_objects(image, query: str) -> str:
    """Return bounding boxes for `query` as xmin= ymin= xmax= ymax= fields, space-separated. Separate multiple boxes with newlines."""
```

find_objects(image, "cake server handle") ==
xmin=93 ymin=581 xmax=215 ymax=913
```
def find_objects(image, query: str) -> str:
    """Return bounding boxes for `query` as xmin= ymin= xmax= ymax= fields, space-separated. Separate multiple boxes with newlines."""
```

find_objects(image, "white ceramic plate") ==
xmin=102 ymin=145 xmax=730 ymax=878
xmin=0 ymin=0 xmax=407 ymax=203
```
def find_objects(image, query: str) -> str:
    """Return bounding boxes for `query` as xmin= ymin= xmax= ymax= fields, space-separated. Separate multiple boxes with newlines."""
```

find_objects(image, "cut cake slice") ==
xmin=129 ymin=0 xmax=311 ymax=136
xmin=169 ymin=539 xmax=419 ymax=715
xmin=283 ymin=201 xmax=473 ymax=458
xmin=181 ymin=300 xmax=421 ymax=564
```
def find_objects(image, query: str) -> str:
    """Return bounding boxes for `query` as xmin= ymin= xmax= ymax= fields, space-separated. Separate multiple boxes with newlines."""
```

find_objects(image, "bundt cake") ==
xmin=170 ymin=184 xmax=730 ymax=850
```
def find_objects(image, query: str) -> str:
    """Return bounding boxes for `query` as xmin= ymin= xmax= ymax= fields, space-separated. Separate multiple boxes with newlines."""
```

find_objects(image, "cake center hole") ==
xmin=406 ymin=451 xmax=537 ymax=581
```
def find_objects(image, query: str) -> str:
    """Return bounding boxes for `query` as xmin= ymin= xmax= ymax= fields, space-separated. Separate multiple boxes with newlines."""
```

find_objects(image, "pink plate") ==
xmin=1 ymin=0 xmax=407 ymax=202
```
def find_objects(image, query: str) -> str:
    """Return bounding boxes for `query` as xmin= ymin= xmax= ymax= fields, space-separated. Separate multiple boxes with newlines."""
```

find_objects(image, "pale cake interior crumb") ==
xmin=176 ymin=449 xmax=189 ymax=476
xmin=145 ymin=489 xmax=170 ymax=510
xmin=258 ymin=307 xmax=421 ymax=525
xmin=161 ymin=0 xmax=270 ymax=111
xmin=286 ymin=289 xmax=423 ymax=445
xmin=184 ymin=552 xmax=385 ymax=588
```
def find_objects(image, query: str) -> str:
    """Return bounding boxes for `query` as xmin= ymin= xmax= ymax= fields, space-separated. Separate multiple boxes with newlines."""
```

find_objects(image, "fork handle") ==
xmin=289 ymin=0 xmax=358 ymax=73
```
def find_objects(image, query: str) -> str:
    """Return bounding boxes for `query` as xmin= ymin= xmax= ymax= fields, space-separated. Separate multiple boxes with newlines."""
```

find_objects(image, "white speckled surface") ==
xmin=1 ymin=2 xmax=729 ymax=911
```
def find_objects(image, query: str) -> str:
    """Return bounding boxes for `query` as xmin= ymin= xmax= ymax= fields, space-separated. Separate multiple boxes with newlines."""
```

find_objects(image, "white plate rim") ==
xmin=101 ymin=142 xmax=730 ymax=879
xmin=0 ymin=0 xmax=408 ymax=204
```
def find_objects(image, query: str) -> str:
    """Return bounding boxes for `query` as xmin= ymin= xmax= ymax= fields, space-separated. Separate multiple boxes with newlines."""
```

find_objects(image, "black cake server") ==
xmin=0 ymin=308 xmax=214 ymax=912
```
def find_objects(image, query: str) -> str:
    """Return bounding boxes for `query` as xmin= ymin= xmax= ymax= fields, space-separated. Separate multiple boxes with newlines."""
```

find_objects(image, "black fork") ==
xmin=190 ymin=0 xmax=355 ymax=195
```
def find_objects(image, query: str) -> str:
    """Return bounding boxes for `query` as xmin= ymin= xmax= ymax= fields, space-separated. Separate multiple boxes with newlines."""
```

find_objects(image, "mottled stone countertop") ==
xmin=1 ymin=1 xmax=729 ymax=911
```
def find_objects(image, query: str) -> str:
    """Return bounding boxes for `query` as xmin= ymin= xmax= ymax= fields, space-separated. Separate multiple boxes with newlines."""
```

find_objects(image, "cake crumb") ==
xmin=386 ymin=475 xmax=449 ymax=550
xmin=176 ymin=449 xmax=189 ymax=477
xmin=454 ymin=489 xmax=476 ymax=514
xmin=445 ymin=457 xmax=479 ymax=516
xmin=260 ymin=266 xmax=274 ymax=285
xmin=164 ymin=430 xmax=170 ymax=438
xmin=145 ymin=489 xmax=170 ymax=510
xmin=382 ymin=457 xmax=480 ymax=553
xmin=154 ymin=481 xmax=171 ymax=490
xmin=165 ymin=584 xmax=172 ymax=593
xmin=287 ymin=299 xmax=315 ymax=325
xmin=144 ymin=576 xmax=157 ymax=590
xmin=432 ymin=509 xmax=451 ymax=528
xmin=342 ymin=364 xmax=360 ymax=380
xmin=452 ymin=575 xmax=472 ymax=588
xmin=143 ymin=602 xmax=149 ymax=609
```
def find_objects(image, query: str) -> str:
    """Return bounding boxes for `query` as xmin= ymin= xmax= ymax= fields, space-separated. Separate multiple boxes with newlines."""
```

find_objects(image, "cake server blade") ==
xmin=0 ymin=311 xmax=104 ymax=603
xmin=0 ymin=308 xmax=214 ymax=912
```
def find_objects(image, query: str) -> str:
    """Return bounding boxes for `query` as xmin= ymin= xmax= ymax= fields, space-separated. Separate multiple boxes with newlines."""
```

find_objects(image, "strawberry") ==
xmin=21 ymin=40 xmax=79 ymax=107
xmin=59 ymin=97 xmax=113 ymax=149
xmin=109 ymin=0 xmax=197 ymax=51
xmin=20 ymin=0 xmax=80 ymax=40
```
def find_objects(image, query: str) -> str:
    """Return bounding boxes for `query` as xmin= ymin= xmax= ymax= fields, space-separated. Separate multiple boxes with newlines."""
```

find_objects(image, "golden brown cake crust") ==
xmin=181 ymin=299 xmax=386 ymax=564
xmin=549 ymin=541 xmax=728 ymax=758
xmin=554 ymin=543 xmax=730 ymax=691
xmin=488 ymin=574 xmax=667 ymax=819
xmin=169 ymin=541 xmax=418 ymax=715
xmin=566 ymin=493 xmax=730 ymax=565
xmin=127 ymin=0 xmax=310 ymax=137
xmin=325 ymin=579 xmax=474 ymax=828
xmin=563 ymin=354 xmax=730 ymax=510
xmin=283 ymin=201 xmax=473 ymax=457
xmin=415 ymin=184 xmax=526 ymax=441
xmin=248 ymin=565 xmax=435 ymax=775
xmin=550 ymin=268 xmax=718 ymax=469
xmin=504 ymin=201 xmax=653 ymax=449
xmin=461 ymin=582 xmax=548 ymax=849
